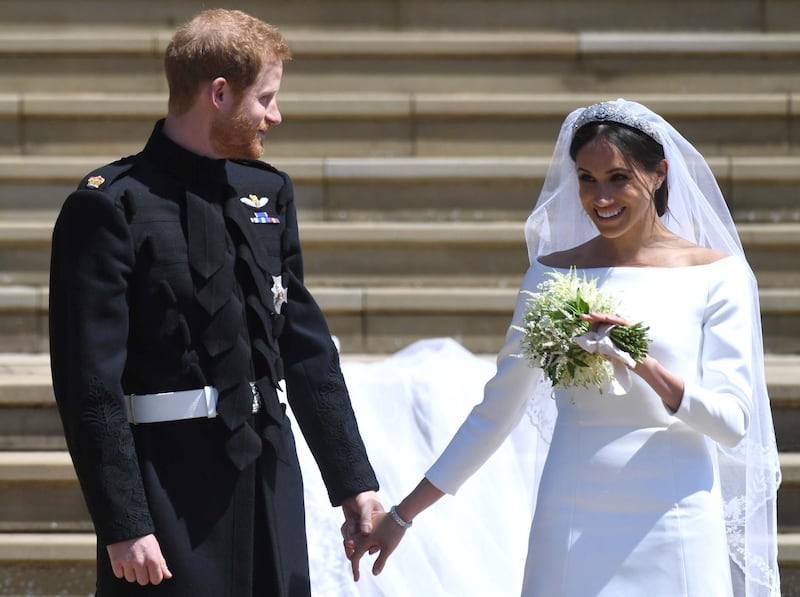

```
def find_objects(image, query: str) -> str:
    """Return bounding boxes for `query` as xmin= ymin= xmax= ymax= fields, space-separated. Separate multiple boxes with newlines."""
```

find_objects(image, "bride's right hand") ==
xmin=345 ymin=511 xmax=407 ymax=581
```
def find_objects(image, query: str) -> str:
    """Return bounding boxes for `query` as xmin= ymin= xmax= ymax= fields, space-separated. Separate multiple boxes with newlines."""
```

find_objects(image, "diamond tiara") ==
xmin=572 ymin=101 xmax=661 ymax=144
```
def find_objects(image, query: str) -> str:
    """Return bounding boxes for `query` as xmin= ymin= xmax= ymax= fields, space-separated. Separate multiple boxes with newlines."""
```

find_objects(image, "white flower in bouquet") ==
xmin=514 ymin=269 xmax=651 ymax=391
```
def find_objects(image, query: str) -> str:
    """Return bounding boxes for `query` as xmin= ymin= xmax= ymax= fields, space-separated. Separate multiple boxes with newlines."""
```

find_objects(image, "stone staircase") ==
xmin=1 ymin=0 xmax=799 ymax=594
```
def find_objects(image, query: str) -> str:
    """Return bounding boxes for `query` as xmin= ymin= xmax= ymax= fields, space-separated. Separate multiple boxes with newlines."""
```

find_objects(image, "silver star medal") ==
xmin=240 ymin=194 xmax=269 ymax=208
xmin=271 ymin=275 xmax=288 ymax=313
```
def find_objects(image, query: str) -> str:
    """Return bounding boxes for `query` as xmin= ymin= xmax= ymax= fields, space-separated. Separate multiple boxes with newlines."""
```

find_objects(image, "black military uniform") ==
xmin=49 ymin=120 xmax=379 ymax=596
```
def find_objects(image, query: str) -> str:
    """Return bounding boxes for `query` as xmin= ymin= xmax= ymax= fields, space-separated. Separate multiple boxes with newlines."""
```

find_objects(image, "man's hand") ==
xmin=106 ymin=534 xmax=172 ymax=586
xmin=340 ymin=490 xmax=384 ymax=539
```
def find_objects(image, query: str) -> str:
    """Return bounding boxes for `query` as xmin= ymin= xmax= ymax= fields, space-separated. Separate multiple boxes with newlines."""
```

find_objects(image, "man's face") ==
xmin=210 ymin=59 xmax=283 ymax=159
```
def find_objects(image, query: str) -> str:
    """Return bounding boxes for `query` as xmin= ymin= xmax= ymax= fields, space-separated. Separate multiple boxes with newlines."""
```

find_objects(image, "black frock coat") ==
xmin=48 ymin=121 xmax=379 ymax=596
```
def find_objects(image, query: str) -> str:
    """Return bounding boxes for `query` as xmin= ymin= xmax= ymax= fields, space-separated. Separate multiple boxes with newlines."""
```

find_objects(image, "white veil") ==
xmin=523 ymin=99 xmax=781 ymax=596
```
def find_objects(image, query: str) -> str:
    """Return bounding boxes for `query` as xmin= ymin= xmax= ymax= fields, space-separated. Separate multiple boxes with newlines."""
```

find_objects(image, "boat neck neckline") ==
xmin=535 ymin=254 xmax=736 ymax=271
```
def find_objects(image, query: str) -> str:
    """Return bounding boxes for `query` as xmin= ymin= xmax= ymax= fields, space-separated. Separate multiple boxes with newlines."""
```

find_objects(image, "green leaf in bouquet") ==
xmin=574 ymin=291 xmax=590 ymax=315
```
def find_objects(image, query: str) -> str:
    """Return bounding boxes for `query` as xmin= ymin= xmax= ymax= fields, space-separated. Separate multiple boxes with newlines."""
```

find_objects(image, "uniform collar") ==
xmin=143 ymin=119 xmax=230 ymax=196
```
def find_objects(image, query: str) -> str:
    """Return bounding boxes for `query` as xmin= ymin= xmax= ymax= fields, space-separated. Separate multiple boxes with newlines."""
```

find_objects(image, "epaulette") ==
xmin=76 ymin=155 xmax=138 ymax=192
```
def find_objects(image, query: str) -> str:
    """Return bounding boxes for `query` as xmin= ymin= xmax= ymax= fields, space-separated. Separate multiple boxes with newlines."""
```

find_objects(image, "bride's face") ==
xmin=574 ymin=137 xmax=665 ymax=240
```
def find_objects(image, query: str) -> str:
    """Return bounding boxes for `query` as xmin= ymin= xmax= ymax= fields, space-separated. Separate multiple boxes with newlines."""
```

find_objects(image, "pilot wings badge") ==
xmin=240 ymin=194 xmax=269 ymax=208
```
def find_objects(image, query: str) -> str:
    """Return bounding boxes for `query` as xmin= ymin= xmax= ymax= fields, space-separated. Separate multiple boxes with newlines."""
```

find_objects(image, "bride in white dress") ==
xmin=344 ymin=99 xmax=781 ymax=596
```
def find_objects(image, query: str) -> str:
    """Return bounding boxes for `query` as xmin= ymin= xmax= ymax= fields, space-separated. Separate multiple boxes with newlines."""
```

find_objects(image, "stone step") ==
xmin=0 ymin=359 xmax=789 ymax=453
xmin=0 ymin=216 xmax=799 ymax=352
xmin=0 ymin=452 xmax=91 ymax=532
xmin=0 ymin=532 xmax=796 ymax=597
xmin=766 ymin=356 xmax=800 ymax=452
xmin=781 ymin=454 xmax=800 ymax=539
xmin=0 ymin=449 xmax=797 ymax=533
xmin=2 ymin=29 xmax=800 ymax=93
xmin=1 ymin=0 xmax=797 ymax=31
xmin=0 ymin=218 xmax=796 ymax=287
xmin=3 ymin=92 xmax=799 ymax=158
xmin=1 ymin=348 xmax=799 ymax=450
xmin=1 ymin=155 xmax=800 ymax=224
xmin=2 ymin=283 xmax=798 ymax=355
xmin=0 ymin=354 xmax=67 ymax=451
xmin=0 ymin=533 xmax=97 ymax=597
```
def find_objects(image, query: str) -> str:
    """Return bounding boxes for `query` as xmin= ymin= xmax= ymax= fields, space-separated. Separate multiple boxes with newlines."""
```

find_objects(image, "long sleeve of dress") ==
xmin=49 ymin=189 xmax=155 ymax=545
xmin=672 ymin=257 xmax=754 ymax=447
xmin=425 ymin=263 xmax=544 ymax=495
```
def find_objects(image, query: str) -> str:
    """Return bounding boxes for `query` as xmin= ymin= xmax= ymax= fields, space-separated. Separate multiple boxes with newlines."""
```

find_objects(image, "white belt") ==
xmin=125 ymin=384 xmax=261 ymax=425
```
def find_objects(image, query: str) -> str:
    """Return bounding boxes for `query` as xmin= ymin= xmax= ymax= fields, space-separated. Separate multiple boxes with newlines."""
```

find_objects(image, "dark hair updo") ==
xmin=569 ymin=121 xmax=669 ymax=217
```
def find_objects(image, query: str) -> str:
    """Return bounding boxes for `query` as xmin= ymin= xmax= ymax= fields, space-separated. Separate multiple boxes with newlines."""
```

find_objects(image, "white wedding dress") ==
xmin=293 ymin=256 xmax=756 ymax=596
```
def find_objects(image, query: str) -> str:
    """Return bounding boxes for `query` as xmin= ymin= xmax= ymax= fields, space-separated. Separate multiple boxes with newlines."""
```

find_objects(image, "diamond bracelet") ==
xmin=389 ymin=505 xmax=413 ymax=529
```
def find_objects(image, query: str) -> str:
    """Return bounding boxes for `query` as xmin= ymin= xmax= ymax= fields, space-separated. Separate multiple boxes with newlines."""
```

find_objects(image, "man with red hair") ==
xmin=49 ymin=9 xmax=381 ymax=596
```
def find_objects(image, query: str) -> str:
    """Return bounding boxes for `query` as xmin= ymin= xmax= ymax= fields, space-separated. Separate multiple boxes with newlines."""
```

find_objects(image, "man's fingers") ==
xmin=131 ymin=564 xmax=146 ymax=585
xmin=344 ymin=511 xmax=372 ymax=537
xmin=341 ymin=520 xmax=356 ymax=538
xmin=344 ymin=518 xmax=359 ymax=539
xmin=156 ymin=548 xmax=172 ymax=582
xmin=147 ymin=553 xmax=172 ymax=585
xmin=348 ymin=540 xmax=371 ymax=563
xmin=110 ymin=561 xmax=125 ymax=580
xmin=124 ymin=567 xmax=137 ymax=583
xmin=146 ymin=560 xmax=164 ymax=585
xmin=359 ymin=512 xmax=373 ymax=535
xmin=343 ymin=538 xmax=356 ymax=561
xmin=349 ymin=548 xmax=363 ymax=582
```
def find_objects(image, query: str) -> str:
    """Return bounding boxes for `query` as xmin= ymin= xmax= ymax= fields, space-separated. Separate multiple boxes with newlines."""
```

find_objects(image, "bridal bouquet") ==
xmin=514 ymin=269 xmax=651 ymax=390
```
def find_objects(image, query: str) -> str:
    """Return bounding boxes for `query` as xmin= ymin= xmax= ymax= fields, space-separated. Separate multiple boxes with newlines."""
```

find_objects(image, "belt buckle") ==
xmin=250 ymin=382 xmax=262 ymax=414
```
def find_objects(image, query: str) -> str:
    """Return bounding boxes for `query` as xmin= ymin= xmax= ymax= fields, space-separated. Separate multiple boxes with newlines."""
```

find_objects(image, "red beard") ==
xmin=210 ymin=106 xmax=264 ymax=160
